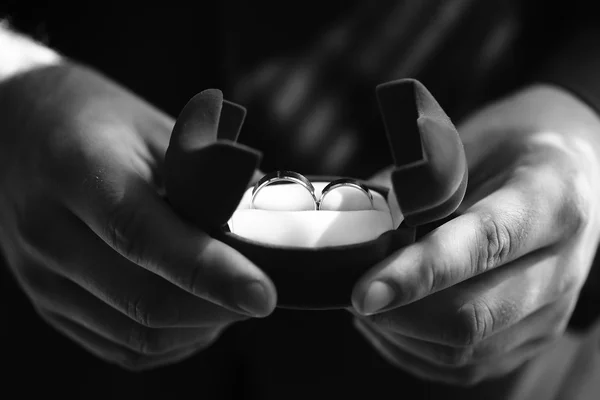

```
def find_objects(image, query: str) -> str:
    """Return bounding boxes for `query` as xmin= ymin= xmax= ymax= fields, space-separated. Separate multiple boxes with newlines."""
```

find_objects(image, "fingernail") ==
xmin=236 ymin=281 xmax=271 ymax=317
xmin=361 ymin=281 xmax=395 ymax=315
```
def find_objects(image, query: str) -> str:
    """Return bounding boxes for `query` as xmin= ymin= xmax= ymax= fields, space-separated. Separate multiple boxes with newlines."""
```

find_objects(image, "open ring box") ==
xmin=164 ymin=79 xmax=468 ymax=310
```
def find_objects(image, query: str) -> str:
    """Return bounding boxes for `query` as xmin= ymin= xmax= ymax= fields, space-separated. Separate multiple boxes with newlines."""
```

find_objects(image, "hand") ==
xmin=351 ymin=85 xmax=600 ymax=386
xmin=0 ymin=63 xmax=277 ymax=370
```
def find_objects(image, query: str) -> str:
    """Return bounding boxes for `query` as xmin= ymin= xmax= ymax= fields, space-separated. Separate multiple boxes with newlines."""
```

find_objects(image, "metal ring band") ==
xmin=251 ymin=170 xmax=318 ymax=210
xmin=318 ymin=178 xmax=374 ymax=210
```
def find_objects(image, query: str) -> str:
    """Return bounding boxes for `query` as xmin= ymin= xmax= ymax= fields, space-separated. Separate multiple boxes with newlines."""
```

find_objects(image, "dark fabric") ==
xmin=520 ymin=1 xmax=600 ymax=116
xmin=535 ymin=26 xmax=600 ymax=117
xmin=2 ymin=1 xmax=600 ymax=399
xmin=2 ymin=0 xmax=526 ymax=177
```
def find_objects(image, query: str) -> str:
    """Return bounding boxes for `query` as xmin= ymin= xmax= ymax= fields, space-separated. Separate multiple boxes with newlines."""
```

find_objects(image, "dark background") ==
xmin=2 ymin=2 xmax=600 ymax=399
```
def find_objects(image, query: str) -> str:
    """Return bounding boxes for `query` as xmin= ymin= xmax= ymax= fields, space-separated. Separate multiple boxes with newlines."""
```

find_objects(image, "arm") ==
xmin=353 ymin=13 xmax=600 ymax=388
xmin=529 ymin=13 xmax=600 ymax=330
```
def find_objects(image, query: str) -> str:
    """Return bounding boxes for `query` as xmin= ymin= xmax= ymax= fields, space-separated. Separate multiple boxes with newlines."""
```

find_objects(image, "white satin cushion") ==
xmin=227 ymin=181 xmax=402 ymax=247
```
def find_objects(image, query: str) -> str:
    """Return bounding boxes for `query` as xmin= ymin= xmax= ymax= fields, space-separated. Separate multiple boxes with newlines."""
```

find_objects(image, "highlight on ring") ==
xmin=251 ymin=170 xmax=374 ymax=210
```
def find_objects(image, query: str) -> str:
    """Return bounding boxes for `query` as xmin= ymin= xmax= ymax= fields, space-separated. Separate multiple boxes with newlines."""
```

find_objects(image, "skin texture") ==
xmin=352 ymin=84 xmax=600 ymax=386
xmin=2 ymin=27 xmax=600 ymax=384
xmin=0 ymin=63 xmax=277 ymax=371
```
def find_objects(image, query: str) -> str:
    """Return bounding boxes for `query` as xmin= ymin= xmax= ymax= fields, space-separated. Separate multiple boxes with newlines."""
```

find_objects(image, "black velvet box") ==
xmin=165 ymin=79 xmax=468 ymax=310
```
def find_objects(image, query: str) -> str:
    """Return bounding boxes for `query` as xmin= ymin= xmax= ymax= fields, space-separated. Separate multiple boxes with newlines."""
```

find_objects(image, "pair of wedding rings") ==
xmin=251 ymin=170 xmax=374 ymax=210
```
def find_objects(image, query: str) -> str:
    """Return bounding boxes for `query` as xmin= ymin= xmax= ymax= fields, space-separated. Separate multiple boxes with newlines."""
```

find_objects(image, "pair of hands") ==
xmin=1 ymin=63 xmax=599 ymax=385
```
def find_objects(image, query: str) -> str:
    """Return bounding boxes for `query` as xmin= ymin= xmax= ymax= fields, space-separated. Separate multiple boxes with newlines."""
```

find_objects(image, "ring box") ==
xmin=164 ymin=79 xmax=468 ymax=310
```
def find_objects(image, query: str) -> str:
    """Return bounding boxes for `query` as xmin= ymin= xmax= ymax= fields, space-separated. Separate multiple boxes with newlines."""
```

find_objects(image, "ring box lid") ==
xmin=165 ymin=80 xmax=468 ymax=235
xmin=376 ymin=79 xmax=468 ymax=227
xmin=162 ymin=80 xmax=468 ymax=309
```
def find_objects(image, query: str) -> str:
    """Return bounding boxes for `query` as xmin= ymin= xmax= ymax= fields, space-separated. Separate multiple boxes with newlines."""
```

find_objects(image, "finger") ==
xmin=362 ymin=246 xmax=580 ymax=346
xmin=352 ymin=167 xmax=582 ymax=315
xmin=358 ymin=294 xmax=573 ymax=368
xmin=39 ymin=311 xmax=213 ymax=372
xmin=27 ymin=268 xmax=223 ymax=355
xmin=354 ymin=318 xmax=551 ymax=387
xmin=18 ymin=206 xmax=253 ymax=327
xmin=61 ymin=151 xmax=275 ymax=317
xmin=45 ymin=91 xmax=276 ymax=317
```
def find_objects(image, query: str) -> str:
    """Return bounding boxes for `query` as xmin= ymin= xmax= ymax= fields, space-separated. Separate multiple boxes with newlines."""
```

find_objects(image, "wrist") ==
xmin=522 ymin=83 xmax=600 ymax=147
xmin=513 ymin=84 xmax=600 ymax=175
xmin=0 ymin=58 xmax=101 ymax=183
xmin=461 ymin=84 xmax=600 ymax=167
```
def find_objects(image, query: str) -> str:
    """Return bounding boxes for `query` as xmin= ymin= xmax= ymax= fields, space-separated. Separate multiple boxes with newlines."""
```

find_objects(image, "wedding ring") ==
xmin=318 ymin=178 xmax=374 ymax=210
xmin=251 ymin=170 xmax=318 ymax=210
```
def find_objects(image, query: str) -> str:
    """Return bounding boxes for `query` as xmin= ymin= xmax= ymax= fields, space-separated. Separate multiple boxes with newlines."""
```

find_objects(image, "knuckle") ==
xmin=126 ymin=293 xmax=177 ymax=328
xmin=423 ymin=246 xmax=453 ymax=293
xmin=558 ymin=188 xmax=588 ymax=236
xmin=104 ymin=202 xmax=147 ymax=267
xmin=129 ymin=295 xmax=152 ymax=327
xmin=446 ymin=301 xmax=493 ymax=346
xmin=476 ymin=213 xmax=512 ymax=273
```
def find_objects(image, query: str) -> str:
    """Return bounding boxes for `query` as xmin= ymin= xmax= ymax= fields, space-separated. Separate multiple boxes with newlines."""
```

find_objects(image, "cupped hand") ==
xmin=351 ymin=85 xmax=600 ymax=386
xmin=0 ymin=63 xmax=276 ymax=370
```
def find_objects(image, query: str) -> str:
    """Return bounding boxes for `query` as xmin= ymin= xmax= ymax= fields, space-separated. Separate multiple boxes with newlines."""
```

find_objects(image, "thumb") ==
xmin=352 ymin=172 xmax=575 ymax=315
